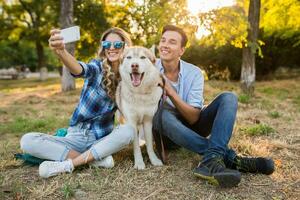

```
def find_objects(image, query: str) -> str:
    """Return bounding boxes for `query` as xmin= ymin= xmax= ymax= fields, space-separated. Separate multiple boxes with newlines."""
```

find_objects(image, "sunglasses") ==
xmin=101 ymin=41 xmax=125 ymax=49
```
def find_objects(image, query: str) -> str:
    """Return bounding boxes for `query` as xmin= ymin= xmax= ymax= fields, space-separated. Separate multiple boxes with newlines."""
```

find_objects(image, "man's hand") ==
xmin=158 ymin=75 xmax=200 ymax=125
xmin=158 ymin=76 xmax=176 ymax=98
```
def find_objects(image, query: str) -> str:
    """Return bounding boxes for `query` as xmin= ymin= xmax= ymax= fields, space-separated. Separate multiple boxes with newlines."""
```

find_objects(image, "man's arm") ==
xmin=164 ymin=81 xmax=201 ymax=125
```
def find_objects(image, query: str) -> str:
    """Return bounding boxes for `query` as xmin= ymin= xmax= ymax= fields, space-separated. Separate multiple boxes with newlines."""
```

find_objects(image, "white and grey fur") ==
xmin=116 ymin=46 xmax=163 ymax=170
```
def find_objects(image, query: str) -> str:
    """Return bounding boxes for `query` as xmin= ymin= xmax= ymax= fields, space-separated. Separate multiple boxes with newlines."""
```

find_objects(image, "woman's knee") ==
xmin=117 ymin=124 xmax=135 ymax=145
xmin=20 ymin=132 xmax=42 ymax=153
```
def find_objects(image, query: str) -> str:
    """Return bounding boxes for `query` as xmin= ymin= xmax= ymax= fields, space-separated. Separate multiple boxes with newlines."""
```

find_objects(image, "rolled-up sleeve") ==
xmin=70 ymin=59 xmax=102 ymax=79
xmin=187 ymin=69 xmax=204 ymax=108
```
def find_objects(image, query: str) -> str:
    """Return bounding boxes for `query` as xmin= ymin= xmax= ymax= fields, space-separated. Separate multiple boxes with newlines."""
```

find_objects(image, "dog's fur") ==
xmin=116 ymin=46 xmax=163 ymax=170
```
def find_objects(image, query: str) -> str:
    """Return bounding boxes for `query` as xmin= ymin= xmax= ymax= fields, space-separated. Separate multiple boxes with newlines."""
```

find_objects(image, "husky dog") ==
xmin=116 ymin=46 xmax=163 ymax=170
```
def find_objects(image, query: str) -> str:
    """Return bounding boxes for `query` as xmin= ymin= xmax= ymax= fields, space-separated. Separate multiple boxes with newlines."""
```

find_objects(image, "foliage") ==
xmin=198 ymin=5 xmax=248 ymax=48
xmin=0 ymin=0 xmax=299 ymax=78
xmin=261 ymin=0 xmax=300 ymax=47
xmin=0 ymin=0 xmax=59 ymax=71
xmin=183 ymin=42 xmax=243 ymax=80
xmin=74 ymin=0 xmax=110 ymax=61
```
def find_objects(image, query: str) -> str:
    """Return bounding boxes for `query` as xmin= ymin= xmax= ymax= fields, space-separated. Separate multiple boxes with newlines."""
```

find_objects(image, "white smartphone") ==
xmin=60 ymin=26 xmax=80 ymax=44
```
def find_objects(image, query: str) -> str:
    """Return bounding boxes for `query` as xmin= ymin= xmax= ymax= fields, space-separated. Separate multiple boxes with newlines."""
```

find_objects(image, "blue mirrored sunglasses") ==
xmin=101 ymin=41 xmax=125 ymax=49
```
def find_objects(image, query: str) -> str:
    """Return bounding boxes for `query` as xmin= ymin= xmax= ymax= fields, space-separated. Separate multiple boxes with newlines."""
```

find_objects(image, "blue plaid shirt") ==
xmin=69 ymin=59 xmax=116 ymax=140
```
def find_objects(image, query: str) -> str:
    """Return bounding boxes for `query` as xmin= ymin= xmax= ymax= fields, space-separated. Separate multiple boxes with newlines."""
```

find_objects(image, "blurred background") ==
xmin=0 ymin=0 xmax=299 ymax=87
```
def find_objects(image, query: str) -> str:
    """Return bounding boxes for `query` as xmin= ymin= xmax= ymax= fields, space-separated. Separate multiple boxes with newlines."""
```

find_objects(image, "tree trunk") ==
xmin=240 ymin=0 xmax=261 ymax=95
xmin=60 ymin=0 xmax=76 ymax=91
xmin=36 ymin=39 xmax=48 ymax=81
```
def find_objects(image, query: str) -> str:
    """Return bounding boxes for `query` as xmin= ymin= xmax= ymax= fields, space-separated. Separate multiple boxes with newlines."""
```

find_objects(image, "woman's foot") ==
xmin=39 ymin=159 xmax=74 ymax=178
xmin=90 ymin=155 xmax=114 ymax=168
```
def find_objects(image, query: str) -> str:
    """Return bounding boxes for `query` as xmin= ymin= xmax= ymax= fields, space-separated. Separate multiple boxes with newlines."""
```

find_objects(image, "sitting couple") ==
xmin=20 ymin=25 xmax=274 ymax=187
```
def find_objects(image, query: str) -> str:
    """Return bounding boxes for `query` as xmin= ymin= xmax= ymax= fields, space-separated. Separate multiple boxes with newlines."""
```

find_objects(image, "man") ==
xmin=153 ymin=25 xmax=274 ymax=188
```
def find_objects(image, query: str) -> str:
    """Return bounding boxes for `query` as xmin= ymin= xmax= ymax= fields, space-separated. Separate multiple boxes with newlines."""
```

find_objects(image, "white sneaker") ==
xmin=90 ymin=155 xmax=114 ymax=168
xmin=39 ymin=159 xmax=74 ymax=178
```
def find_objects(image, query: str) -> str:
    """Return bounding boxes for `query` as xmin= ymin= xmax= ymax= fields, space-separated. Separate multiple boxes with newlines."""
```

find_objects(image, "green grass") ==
xmin=257 ymin=99 xmax=275 ymax=110
xmin=0 ymin=77 xmax=60 ymax=91
xmin=241 ymin=124 xmax=275 ymax=136
xmin=0 ymin=116 xmax=68 ymax=135
xmin=238 ymin=94 xmax=251 ymax=104
xmin=62 ymin=183 xmax=75 ymax=199
xmin=268 ymin=111 xmax=281 ymax=118
xmin=294 ymin=95 xmax=300 ymax=111
xmin=258 ymin=87 xmax=290 ymax=100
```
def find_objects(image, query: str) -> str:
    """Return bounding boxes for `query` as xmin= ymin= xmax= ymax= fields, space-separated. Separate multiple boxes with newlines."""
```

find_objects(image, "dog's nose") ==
xmin=131 ymin=63 xmax=139 ymax=69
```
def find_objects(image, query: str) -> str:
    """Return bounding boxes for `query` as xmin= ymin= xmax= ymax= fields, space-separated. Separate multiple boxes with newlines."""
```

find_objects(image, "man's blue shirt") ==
xmin=156 ymin=59 xmax=204 ymax=109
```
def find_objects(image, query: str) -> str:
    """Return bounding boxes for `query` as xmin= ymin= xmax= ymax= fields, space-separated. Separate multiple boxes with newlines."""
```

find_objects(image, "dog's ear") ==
xmin=143 ymin=48 xmax=156 ymax=65
xmin=120 ymin=47 xmax=129 ymax=64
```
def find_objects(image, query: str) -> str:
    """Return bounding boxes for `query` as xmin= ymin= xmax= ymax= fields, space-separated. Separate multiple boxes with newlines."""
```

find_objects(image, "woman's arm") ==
xmin=49 ymin=29 xmax=82 ymax=76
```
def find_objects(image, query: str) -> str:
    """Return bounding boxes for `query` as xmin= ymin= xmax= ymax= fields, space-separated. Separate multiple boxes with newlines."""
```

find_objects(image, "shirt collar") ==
xmin=157 ymin=59 xmax=183 ymax=79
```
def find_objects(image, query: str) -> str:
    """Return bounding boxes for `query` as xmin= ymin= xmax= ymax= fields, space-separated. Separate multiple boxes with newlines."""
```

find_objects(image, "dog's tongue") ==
xmin=131 ymin=73 xmax=141 ymax=87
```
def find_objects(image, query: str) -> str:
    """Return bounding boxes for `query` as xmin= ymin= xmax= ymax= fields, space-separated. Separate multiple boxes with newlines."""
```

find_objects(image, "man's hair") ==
xmin=162 ymin=25 xmax=188 ymax=47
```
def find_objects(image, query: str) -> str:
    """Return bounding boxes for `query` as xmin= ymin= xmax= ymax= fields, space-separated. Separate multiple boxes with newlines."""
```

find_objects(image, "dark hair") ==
xmin=162 ymin=25 xmax=188 ymax=47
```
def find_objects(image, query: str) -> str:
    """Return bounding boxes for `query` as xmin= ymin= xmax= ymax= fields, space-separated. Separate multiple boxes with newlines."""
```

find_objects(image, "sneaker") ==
xmin=193 ymin=156 xmax=241 ymax=188
xmin=228 ymin=156 xmax=275 ymax=175
xmin=90 ymin=156 xmax=114 ymax=168
xmin=39 ymin=159 xmax=74 ymax=178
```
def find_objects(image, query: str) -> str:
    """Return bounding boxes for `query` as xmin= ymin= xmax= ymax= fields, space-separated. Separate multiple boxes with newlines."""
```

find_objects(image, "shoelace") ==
xmin=237 ymin=157 xmax=257 ymax=172
xmin=206 ymin=158 xmax=226 ymax=173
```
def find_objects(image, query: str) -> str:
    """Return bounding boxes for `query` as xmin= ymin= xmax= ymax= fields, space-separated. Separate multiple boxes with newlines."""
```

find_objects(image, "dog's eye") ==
xmin=126 ymin=56 xmax=132 ymax=59
xmin=140 ymin=56 xmax=146 ymax=59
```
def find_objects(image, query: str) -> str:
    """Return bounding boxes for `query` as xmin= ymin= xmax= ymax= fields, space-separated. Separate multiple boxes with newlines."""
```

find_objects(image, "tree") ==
xmin=74 ymin=0 xmax=109 ymax=61
xmin=240 ymin=0 xmax=261 ymax=95
xmin=131 ymin=0 xmax=197 ymax=46
xmin=198 ymin=5 xmax=248 ymax=48
xmin=0 ymin=0 xmax=58 ymax=79
xmin=60 ymin=0 xmax=75 ymax=91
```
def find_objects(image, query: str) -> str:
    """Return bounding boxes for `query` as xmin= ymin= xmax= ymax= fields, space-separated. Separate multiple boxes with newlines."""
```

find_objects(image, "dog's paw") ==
xmin=150 ymin=157 xmax=163 ymax=166
xmin=134 ymin=161 xmax=146 ymax=170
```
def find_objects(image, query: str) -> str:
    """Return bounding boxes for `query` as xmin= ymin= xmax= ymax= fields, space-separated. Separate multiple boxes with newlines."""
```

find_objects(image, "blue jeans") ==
xmin=20 ymin=124 xmax=134 ymax=161
xmin=153 ymin=92 xmax=238 ymax=164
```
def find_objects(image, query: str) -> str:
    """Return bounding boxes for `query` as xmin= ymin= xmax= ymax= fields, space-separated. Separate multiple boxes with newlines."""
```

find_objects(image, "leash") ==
xmin=154 ymin=75 xmax=168 ymax=163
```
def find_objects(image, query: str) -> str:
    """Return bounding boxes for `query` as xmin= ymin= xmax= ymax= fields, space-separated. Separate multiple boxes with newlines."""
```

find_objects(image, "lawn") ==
xmin=0 ymin=77 xmax=299 ymax=200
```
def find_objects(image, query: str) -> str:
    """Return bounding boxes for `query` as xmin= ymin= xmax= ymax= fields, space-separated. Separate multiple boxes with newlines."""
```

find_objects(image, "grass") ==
xmin=240 ymin=124 xmax=275 ymax=136
xmin=62 ymin=183 xmax=75 ymax=199
xmin=257 ymin=87 xmax=290 ymax=100
xmin=238 ymin=94 xmax=251 ymax=104
xmin=268 ymin=111 xmax=281 ymax=119
xmin=0 ymin=77 xmax=299 ymax=199
xmin=294 ymin=95 xmax=300 ymax=112
xmin=0 ymin=116 xmax=67 ymax=135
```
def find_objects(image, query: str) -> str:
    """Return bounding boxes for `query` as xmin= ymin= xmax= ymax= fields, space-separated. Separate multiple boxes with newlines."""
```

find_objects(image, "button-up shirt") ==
xmin=156 ymin=59 xmax=204 ymax=109
xmin=69 ymin=59 xmax=116 ymax=140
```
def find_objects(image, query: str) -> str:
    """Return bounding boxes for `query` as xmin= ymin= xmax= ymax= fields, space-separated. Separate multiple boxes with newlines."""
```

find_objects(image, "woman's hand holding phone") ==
xmin=49 ymin=29 xmax=65 ymax=55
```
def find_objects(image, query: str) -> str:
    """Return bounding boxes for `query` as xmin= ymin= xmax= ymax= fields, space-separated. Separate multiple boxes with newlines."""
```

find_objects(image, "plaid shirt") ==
xmin=69 ymin=59 xmax=116 ymax=140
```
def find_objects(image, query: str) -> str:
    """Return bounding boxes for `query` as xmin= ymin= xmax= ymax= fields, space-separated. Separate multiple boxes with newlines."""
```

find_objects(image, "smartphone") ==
xmin=60 ymin=26 xmax=80 ymax=44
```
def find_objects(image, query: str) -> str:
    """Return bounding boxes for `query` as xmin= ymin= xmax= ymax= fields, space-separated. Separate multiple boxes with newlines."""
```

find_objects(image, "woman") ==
xmin=20 ymin=27 xmax=134 ymax=178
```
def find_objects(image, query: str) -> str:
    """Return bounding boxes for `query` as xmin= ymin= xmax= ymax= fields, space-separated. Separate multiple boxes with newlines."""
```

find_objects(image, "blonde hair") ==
xmin=98 ymin=27 xmax=132 ymax=101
